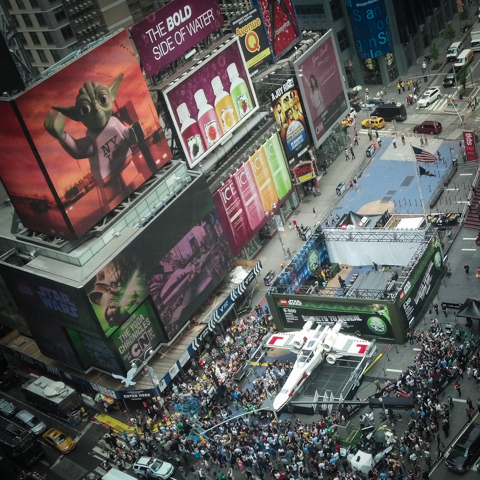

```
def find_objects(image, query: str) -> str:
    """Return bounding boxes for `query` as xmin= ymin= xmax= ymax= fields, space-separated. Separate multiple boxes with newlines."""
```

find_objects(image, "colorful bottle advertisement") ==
xmin=234 ymin=162 xmax=265 ymax=231
xmin=249 ymin=147 xmax=279 ymax=211
xmin=216 ymin=178 xmax=250 ymax=246
xmin=263 ymin=133 xmax=292 ymax=200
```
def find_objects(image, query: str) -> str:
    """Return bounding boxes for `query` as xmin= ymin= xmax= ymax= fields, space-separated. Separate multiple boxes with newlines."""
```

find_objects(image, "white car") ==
xmin=15 ymin=409 xmax=47 ymax=435
xmin=133 ymin=457 xmax=174 ymax=479
xmin=417 ymin=87 xmax=441 ymax=108
xmin=349 ymin=107 xmax=357 ymax=118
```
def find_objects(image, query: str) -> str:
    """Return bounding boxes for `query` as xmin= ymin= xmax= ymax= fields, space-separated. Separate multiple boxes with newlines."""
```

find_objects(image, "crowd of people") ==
xmin=94 ymin=304 xmax=479 ymax=480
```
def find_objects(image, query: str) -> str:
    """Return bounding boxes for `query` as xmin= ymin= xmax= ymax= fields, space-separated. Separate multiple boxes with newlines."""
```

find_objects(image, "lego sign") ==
xmin=463 ymin=130 xmax=477 ymax=161
xmin=130 ymin=0 xmax=224 ymax=78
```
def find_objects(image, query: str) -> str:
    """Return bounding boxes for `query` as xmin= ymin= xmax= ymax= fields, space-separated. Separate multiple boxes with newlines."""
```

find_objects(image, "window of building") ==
xmin=25 ymin=49 xmax=34 ymax=62
xmin=29 ymin=0 xmax=39 ymax=7
xmin=30 ymin=31 xmax=41 ymax=45
xmin=12 ymin=15 xmax=20 ymax=27
xmin=21 ymin=32 xmax=28 ymax=44
xmin=296 ymin=4 xmax=325 ymax=16
xmin=67 ymin=43 xmax=79 ymax=53
xmin=61 ymin=25 xmax=74 ymax=40
xmin=337 ymin=28 xmax=350 ymax=52
xmin=22 ymin=13 xmax=33 ymax=27
xmin=16 ymin=0 xmax=26 ymax=9
xmin=37 ymin=49 xmax=48 ymax=63
xmin=51 ymin=49 xmax=61 ymax=62
xmin=330 ymin=1 xmax=343 ymax=21
xmin=53 ymin=6 xmax=66 ymax=22
xmin=43 ymin=31 xmax=54 ymax=44
xmin=35 ymin=12 xmax=46 ymax=26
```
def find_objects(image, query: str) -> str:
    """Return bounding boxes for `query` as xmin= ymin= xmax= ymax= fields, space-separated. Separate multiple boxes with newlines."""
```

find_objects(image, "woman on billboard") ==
xmin=309 ymin=74 xmax=326 ymax=115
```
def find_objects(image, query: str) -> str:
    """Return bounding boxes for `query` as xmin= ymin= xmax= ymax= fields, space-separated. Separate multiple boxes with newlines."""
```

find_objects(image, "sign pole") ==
xmin=409 ymin=143 xmax=425 ymax=213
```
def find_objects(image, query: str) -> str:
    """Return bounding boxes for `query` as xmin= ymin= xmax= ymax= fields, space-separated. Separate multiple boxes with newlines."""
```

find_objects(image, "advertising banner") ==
xmin=345 ymin=0 xmax=393 ymax=59
xmin=213 ymin=133 xmax=291 ymax=256
xmin=163 ymin=38 xmax=258 ymax=167
xmin=130 ymin=0 xmax=224 ymax=78
xmin=273 ymin=296 xmax=395 ymax=339
xmin=0 ymin=31 xmax=172 ymax=240
xmin=396 ymin=235 xmax=444 ymax=327
xmin=231 ymin=8 xmax=271 ymax=70
xmin=252 ymin=0 xmax=302 ymax=62
xmin=111 ymin=299 xmax=166 ymax=370
xmin=271 ymin=77 xmax=310 ymax=160
xmin=293 ymin=161 xmax=316 ymax=184
xmin=0 ymin=264 xmax=99 ymax=336
xmin=294 ymin=32 xmax=349 ymax=148
xmin=263 ymin=134 xmax=292 ymax=200
xmin=84 ymin=177 xmax=234 ymax=341
xmin=463 ymin=131 xmax=478 ymax=161
xmin=68 ymin=329 xmax=123 ymax=372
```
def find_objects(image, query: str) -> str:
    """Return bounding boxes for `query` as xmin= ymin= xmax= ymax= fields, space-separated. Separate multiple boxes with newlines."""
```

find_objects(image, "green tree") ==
xmin=458 ymin=65 xmax=468 ymax=89
xmin=459 ymin=6 xmax=470 ymax=23
xmin=443 ymin=23 xmax=456 ymax=43
xmin=429 ymin=42 xmax=439 ymax=63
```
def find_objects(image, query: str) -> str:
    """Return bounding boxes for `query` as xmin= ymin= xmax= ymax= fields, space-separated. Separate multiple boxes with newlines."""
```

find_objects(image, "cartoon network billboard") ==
xmin=294 ymin=31 xmax=349 ymax=148
xmin=130 ymin=0 xmax=224 ymax=78
xmin=163 ymin=38 xmax=258 ymax=167
xmin=0 ymin=31 xmax=172 ymax=240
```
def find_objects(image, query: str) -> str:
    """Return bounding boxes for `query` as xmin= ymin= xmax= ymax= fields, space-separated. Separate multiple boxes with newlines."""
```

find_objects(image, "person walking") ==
xmin=423 ymin=136 xmax=428 ymax=146
xmin=393 ymin=138 xmax=397 ymax=148
xmin=455 ymin=381 xmax=462 ymax=397
xmin=354 ymin=134 xmax=359 ymax=145
xmin=466 ymin=406 xmax=473 ymax=422
xmin=350 ymin=146 xmax=355 ymax=159
xmin=345 ymin=148 xmax=350 ymax=161
xmin=442 ymin=304 xmax=447 ymax=316
xmin=368 ymin=129 xmax=373 ymax=141
xmin=465 ymin=263 xmax=470 ymax=276
xmin=433 ymin=303 xmax=439 ymax=314
xmin=313 ymin=207 xmax=316 ymax=218
xmin=375 ymin=130 xmax=379 ymax=139
xmin=397 ymin=83 xmax=401 ymax=94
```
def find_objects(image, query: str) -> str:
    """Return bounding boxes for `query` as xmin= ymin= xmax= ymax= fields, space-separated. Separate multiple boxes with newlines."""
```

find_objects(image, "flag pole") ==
xmin=409 ymin=142 xmax=426 ymax=213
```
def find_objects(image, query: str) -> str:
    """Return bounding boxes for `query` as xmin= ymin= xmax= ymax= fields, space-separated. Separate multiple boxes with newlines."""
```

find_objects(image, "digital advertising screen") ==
xmin=0 ymin=264 xmax=99 ymax=336
xmin=271 ymin=77 xmax=310 ymax=160
xmin=163 ymin=38 xmax=258 ymax=167
xmin=272 ymin=296 xmax=395 ymax=339
xmin=130 ymin=0 xmax=224 ymax=78
xmin=345 ymin=0 xmax=393 ymax=59
xmin=212 ymin=133 xmax=291 ymax=256
xmin=231 ymin=8 xmax=271 ymax=70
xmin=84 ymin=176 xmax=234 ymax=340
xmin=396 ymin=235 xmax=444 ymax=327
xmin=111 ymin=299 xmax=167 ymax=370
xmin=294 ymin=32 xmax=349 ymax=148
xmin=252 ymin=0 xmax=302 ymax=62
xmin=0 ymin=31 xmax=172 ymax=240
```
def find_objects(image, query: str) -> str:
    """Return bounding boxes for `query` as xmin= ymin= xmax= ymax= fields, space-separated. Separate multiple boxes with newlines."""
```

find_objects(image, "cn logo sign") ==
xmin=131 ymin=333 xmax=151 ymax=357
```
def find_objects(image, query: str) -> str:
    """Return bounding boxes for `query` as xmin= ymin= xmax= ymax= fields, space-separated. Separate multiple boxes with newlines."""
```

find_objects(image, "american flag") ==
xmin=412 ymin=146 xmax=437 ymax=163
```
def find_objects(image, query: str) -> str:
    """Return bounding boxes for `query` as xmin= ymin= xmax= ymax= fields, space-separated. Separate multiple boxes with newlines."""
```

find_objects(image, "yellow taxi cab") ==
xmin=361 ymin=116 xmax=385 ymax=130
xmin=42 ymin=428 xmax=76 ymax=454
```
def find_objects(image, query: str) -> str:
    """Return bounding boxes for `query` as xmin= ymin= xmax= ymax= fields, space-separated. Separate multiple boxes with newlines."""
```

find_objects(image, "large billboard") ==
xmin=271 ymin=296 xmax=395 ymax=339
xmin=213 ymin=133 xmax=292 ymax=256
xmin=0 ymin=31 xmax=172 ymax=240
xmin=294 ymin=32 xmax=349 ymax=148
xmin=345 ymin=0 xmax=393 ymax=59
xmin=271 ymin=77 xmax=310 ymax=160
xmin=396 ymin=235 xmax=444 ymax=327
xmin=252 ymin=0 xmax=302 ymax=62
xmin=130 ymin=0 xmax=224 ymax=78
xmin=163 ymin=38 xmax=258 ymax=167
xmin=231 ymin=8 xmax=271 ymax=70
xmin=84 ymin=176 xmax=234 ymax=340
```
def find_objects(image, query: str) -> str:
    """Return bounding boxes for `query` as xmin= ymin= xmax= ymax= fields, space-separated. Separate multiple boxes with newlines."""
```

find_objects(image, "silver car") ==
xmin=0 ymin=396 xmax=16 ymax=417
xmin=15 ymin=409 xmax=46 ymax=435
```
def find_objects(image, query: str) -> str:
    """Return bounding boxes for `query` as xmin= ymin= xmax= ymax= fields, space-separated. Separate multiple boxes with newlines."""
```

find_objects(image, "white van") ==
xmin=447 ymin=41 xmax=463 ymax=61
xmin=102 ymin=469 xmax=136 ymax=480
xmin=455 ymin=49 xmax=474 ymax=68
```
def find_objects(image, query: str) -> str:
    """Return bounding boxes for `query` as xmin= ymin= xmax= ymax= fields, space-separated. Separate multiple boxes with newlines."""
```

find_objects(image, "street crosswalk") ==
xmin=417 ymin=85 xmax=480 ymax=112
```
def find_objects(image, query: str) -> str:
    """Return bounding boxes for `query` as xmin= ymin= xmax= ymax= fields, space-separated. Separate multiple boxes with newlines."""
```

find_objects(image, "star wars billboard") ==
xmin=0 ymin=31 xmax=172 ymax=240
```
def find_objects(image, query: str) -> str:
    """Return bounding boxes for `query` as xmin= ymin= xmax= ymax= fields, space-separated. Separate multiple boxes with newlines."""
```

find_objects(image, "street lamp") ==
xmin=270 ymin=202 xmax=289 ymax=260
xmin=131 ymin=349 xmax=163 ymax=405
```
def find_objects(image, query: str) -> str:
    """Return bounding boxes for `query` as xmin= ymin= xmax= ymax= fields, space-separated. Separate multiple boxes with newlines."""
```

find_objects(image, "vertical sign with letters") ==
xmin=463 ymin=131 xmax=477 ymax=161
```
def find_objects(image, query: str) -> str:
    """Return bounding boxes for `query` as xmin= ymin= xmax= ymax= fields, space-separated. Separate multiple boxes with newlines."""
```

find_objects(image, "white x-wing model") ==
xmin=265 ymin=318 xmax=375 ymax=410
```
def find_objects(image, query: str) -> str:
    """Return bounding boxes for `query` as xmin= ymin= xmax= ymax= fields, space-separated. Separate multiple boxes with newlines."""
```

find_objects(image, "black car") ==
xmin=443 ymin=68 xmax=459 ymax=87
xmin=0 ymin=369 xmax=20 ymax=392
xmin=445 ymin=423 xmax=480 ymax=472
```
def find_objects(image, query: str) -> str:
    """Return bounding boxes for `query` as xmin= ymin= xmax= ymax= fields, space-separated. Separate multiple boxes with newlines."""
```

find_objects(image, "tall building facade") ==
xmin=293 ymin=0 xmax=458 ymax=87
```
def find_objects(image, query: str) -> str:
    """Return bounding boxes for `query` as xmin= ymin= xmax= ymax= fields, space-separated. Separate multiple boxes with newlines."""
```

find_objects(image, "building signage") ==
xmin=231 ymin=8 xmax=271 ymax=69
xmin=130 ymin=0 xmax=224 ymax=78
xmin=345 ymin=0 xmax=393 ymax=59
xmin=463 ymin=131 xmax=477 ymax=161
xmin=293 ymin=161 xmax=315 ymax=184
